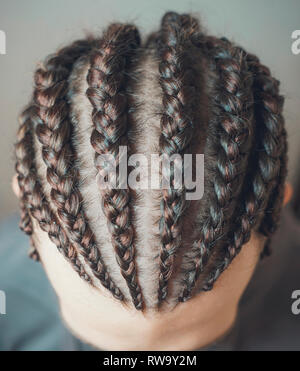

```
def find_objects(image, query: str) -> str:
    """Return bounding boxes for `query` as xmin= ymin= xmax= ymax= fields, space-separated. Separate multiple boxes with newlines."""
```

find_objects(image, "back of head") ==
xmin=15 ymin=11 xmax=287 ymax=312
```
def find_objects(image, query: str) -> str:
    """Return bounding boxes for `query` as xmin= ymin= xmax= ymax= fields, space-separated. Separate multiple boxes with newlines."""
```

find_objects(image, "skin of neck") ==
xmin=34 ymin=224 xmax=263 ymax=350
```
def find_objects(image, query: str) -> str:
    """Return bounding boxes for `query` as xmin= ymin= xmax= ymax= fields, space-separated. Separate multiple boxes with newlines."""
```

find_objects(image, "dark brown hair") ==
xmin=15 ymin=12 xmax=287 ymax=310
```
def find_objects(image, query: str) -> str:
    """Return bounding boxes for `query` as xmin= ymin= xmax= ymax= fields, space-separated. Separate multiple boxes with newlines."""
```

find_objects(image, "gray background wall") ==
xmin=0 ymin=0 xmax=299 ymax=220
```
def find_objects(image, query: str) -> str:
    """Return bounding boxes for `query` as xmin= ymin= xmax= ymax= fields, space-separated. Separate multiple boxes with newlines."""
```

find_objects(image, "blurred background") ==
xmin=0 ymin=0 xmax=299 ymax=220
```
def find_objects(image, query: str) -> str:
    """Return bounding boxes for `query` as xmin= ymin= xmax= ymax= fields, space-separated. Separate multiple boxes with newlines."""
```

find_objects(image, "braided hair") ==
xmin=155 ymin=13 xmax=201 ymax=303
xmin=86 ymin=24 xmax=143 ymax=310
xmin=197 ymin=42 xmax=287 ymax=293
xmin=16 ymin=39 xmax=124 ymax=300
xmin=15 ymin=12 xmax=288 ymax=310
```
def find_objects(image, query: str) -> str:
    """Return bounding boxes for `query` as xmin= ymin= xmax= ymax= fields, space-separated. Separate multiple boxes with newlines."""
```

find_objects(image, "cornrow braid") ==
xmin=15 ymin=105 xmax=93 ymax=283
xmin=179 ymin=35 xmax=254 ymax=302
xmin=19 ymin=199 xmax=33 ymax=235
xmin=198 ymin=38 xmax=286 ymax=292
xmin=28 ymin=40 xmax=124 ymax=300
xmin=260 ymin=129 xmax=287 ymax=257
xmin=86 ymin=24 xmax=143 ymax=310
xmin=15 ymin=106 xmax=39 ymax=261
xmin=15 ymin=109 xmax=35 ymax=238
xmin=244 ymin=51 xmax=288 ymax=257
xmin=156 ymin=12 xmax=201 ymax=303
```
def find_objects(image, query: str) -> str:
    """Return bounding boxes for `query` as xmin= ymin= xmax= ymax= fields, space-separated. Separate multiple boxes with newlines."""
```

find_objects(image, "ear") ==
xmin=12 ymin=174 xmax=20 ymax=198
xmin=283 ymin=182 xmax=293 ymax=206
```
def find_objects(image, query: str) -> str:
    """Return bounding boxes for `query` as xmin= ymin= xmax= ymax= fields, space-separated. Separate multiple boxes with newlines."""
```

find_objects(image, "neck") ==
xmin=60 ymin=293 xmax=238 ymax=351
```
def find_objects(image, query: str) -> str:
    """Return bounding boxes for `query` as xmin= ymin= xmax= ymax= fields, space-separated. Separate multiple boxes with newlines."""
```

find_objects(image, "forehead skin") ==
xmin=32 ymin=220 xmax=263 ymax=350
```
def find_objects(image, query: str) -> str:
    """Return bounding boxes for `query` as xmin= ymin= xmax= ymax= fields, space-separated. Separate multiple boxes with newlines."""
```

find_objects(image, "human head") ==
xmin=14 ymin=11 xmax=288 ymax=348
